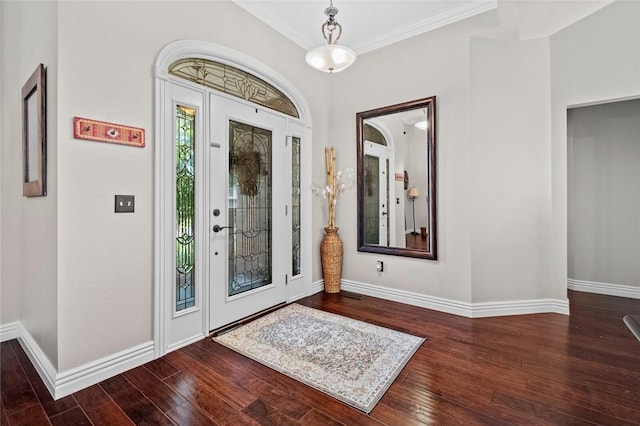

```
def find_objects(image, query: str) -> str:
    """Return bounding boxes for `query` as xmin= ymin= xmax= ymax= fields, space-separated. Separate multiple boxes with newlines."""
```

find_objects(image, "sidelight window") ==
xmin=176 ymin=105 xmax=196 ymax=311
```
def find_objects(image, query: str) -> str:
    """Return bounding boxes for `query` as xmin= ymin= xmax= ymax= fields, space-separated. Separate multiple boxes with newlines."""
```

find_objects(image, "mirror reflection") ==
xmin=357 ymin=97 xmax=436 ymax=259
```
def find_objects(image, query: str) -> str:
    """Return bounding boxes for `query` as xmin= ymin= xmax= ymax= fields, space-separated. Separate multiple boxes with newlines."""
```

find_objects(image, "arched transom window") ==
xmin=364 ymin=123 xmax=387 ymax=146
xmin=169 ymin=58 xmax=299 ymax=118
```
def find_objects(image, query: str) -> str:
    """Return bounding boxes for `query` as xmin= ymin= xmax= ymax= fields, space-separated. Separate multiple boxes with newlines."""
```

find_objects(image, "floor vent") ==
xmin=212 ymin=324 xmax=243 ymax=337
xmin=341 ymin=291 xmax=365 ymax=300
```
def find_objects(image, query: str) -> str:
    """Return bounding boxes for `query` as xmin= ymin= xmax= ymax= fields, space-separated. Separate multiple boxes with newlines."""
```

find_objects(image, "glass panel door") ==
xmin=364 ymin=142 xmax=391 ymax=246
xmin=228 ymin=121 xmax=273 ymax=296
xmin=210 ymin=95 xmax=287 ymax=330
xmin=364 ymin=154 xmax=381 ymax=245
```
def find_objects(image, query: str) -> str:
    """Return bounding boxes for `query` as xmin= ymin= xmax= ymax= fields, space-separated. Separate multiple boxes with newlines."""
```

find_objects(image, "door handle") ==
xmin=212 ymin=224 xmax=232 ymax=233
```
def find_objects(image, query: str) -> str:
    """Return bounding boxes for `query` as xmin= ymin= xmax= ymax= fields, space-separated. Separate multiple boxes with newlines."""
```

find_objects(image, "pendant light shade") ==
xmin=306 ymin=1 xmax=357 ymax=73
xmin=305 ymin=44 xmax=357 ymax=73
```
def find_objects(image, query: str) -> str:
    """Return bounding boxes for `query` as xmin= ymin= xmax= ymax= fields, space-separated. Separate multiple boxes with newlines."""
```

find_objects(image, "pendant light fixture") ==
xmin=305 ymin=1 xmax=357 ymax=73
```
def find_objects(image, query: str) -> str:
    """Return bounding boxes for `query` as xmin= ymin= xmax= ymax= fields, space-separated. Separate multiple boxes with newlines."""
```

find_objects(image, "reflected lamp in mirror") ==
xmin=408 ymin=187 xmax=420 ymax=236
xmin=356 ymin=97 xmax=436 ymax=259
xmin=414 ymin=120 xmax=428 ymax=130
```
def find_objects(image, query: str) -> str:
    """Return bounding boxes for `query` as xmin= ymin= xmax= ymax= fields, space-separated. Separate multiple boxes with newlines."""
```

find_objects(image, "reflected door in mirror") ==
xmin=364 ymin=142 xmax=394 ymax=247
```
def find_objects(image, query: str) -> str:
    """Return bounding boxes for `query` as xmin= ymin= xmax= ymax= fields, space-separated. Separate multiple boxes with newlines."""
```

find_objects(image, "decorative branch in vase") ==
xmin=312 ymin=147 xmax=354 ymax=293
xmin=312 ymin=147 xmax=355 ymax=229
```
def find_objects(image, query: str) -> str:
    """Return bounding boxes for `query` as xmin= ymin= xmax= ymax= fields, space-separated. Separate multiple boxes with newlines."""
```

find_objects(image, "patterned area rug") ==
xmin=213 ymin=303 xmax=425 ymax=413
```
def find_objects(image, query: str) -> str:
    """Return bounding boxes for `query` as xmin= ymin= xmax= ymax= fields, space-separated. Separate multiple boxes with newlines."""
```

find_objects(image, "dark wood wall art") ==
xmin=22 ymin=64 xmax=47 ymax=197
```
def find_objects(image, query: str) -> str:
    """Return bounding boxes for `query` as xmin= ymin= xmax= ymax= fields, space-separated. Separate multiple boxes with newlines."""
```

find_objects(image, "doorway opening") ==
xmin=567 ymin=97 xmax=640 ymax=299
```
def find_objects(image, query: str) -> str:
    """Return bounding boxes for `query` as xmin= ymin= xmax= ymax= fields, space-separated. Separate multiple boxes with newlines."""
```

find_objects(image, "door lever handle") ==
xmin=212 ymin=224 xmax=232 ymax=233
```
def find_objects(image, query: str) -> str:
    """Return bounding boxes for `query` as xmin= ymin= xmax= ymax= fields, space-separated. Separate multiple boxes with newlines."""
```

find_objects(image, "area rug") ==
xmin=213 ymin=303 xmax=425 ymax=413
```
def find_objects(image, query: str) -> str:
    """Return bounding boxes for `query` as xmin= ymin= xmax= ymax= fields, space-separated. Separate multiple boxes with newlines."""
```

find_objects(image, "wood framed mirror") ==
xmin=22 ymin=63 xmax=47 ymax=197
xmin=356 ymin=97 xmax=436 ymax=259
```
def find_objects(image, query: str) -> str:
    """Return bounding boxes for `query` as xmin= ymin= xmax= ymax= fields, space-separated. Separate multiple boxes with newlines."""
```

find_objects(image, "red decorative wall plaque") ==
xmin=73 ymin=117 xmax=145 ymax=147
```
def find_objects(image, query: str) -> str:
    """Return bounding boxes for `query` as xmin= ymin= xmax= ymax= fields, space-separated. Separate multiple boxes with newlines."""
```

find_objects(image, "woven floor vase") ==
xmin=321 ymin=227 xmax=343 ymax=293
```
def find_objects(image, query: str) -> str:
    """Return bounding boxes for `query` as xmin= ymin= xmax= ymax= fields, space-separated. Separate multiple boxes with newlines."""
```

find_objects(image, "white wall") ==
xmin=330 ymin=13 xmax=501 ymax=303
xmin=331 ymin=8 xmax=561 ymax=305
xmin=0 ymin=1 xmax=21 ymax=327
xmin=332 ymin=0 xmax=638 ymax=306
xmin=0 ymin=1 xmax=3 ymax=325
xmin=550 ymin=0 xmax=640 ymax=299
xmin=469 ymin=36 xmax=552 ymax=302
xmin=498 ymin=0 xmax=615 ymax=40
xmin=0 ymin=1 xmax=60 ymax=367
xmin=568 ymin=99 xmax=640 ymax=287
xmin=1 ymin=0 xmax=330 ymax=373
xmin=55 ymin=1 xmax=330 ymax=371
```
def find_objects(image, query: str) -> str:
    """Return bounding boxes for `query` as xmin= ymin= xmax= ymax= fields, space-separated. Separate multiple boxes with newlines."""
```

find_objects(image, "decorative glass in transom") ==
xmin=364 ymin=124 xmax=387 ymax=146
xmin=169 ymin=58 xmax=299 ymax=119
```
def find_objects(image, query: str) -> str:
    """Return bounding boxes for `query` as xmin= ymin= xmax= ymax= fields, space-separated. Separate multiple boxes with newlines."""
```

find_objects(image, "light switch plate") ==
xmin=115 ymin=195 xmax=135 ymax=213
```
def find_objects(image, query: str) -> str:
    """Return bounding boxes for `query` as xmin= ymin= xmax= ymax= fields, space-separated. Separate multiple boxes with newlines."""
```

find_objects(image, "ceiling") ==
xmin=232 ymin=1 xmax=498 ymax=55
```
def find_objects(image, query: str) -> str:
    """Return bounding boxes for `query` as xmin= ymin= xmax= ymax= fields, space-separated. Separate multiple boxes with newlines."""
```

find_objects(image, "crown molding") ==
xmin=232 ymin=1 xmax=498 ymax=54
xmin=232 ymin=0 xmax=316 ymax=50
xmin=354 ymin=1 xmax=498 ymax=54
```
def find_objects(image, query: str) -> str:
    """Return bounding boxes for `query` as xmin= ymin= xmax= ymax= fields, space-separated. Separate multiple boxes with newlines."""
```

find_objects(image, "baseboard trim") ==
xmin=568 ymin=278 xmax=640 ymax=299
xmin=0 ymin=322 xmax=18 ymax=342
xmin=54 ymin=340 xmax=154 ymax=399
xmin=311 ymin=279 xmax=325 ymax=295
xmin=17 ymin=322 xmax=62 ymax=398
xmin=166 ymin=333 xmax=206 ymax=353
xmin=10 ymin=321 xmax=154 ymax=400
xmin=471 ymin=297 xmax=570 ymax=317
xmin=340 ymin=279 xmax=570 ymax=318
xmin=341 ymin=279 xmax=473 ymax=316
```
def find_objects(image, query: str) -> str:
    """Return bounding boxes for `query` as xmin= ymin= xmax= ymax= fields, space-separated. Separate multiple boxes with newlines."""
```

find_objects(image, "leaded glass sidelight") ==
xmin=292 ymin=137 xmax=301 ymax=276
xmin=364 ymin=154 xmax=380 ymax=245
xmin=169 ymin=58 xmax=299 ymax=119
xmin=228 ymin=120 xmax=273 ymax=297
xmin=176 ymin=106 xmax=196 ymax=311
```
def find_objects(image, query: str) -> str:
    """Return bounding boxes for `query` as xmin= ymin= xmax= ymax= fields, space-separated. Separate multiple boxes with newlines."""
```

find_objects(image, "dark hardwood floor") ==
xmin=405 ymin=233 xmax=428 ymax=250
xmin=2 ymin=290 xmax=640 ymax=425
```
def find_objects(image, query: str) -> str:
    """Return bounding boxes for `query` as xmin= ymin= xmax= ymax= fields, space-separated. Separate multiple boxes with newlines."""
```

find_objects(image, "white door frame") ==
xmin=153 ymin=40 xmax=313 ymax=358
xmin=363 ymin=119 xmax=396 ymax=246
xmin=364 ymin=140 xmax=395 ymax=247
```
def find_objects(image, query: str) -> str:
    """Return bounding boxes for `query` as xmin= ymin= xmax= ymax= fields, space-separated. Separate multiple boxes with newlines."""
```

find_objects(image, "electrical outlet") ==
xmin=115 ymin=195 xmax=135 ymax=213
xmin=376 ymin=261 xmax=384 ymax=272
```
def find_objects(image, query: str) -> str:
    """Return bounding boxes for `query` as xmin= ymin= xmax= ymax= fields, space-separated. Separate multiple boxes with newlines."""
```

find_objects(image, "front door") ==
xmin=364 ymin=141 xmax=393 ymax=246
xmin=209 ymin=95 xmax=287 ymax=330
